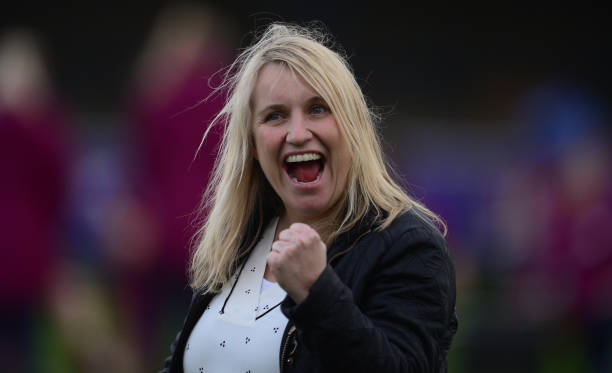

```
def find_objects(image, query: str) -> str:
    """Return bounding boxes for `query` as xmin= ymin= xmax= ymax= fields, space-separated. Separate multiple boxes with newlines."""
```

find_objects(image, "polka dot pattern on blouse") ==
xmin=183 ymin=218 xmax=289 ymax=373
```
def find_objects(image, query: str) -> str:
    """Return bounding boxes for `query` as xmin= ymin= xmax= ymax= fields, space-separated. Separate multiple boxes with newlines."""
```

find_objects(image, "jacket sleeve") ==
xmin=158 ymin=331 xmax=181 ymax=373
xmin=281 ymin=227 xmax=457 ymax=373
xmin=158 ymin=289 xmax=204 ymax=373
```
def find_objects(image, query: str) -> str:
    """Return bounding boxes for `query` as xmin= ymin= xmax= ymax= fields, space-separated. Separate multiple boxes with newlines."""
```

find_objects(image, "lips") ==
xmin=284 ymin=152 xmax=325 ymax=183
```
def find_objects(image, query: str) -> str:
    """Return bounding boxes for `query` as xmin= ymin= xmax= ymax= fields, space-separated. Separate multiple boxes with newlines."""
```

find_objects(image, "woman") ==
xmin=160 ymin=23 xmax=457 ymax=373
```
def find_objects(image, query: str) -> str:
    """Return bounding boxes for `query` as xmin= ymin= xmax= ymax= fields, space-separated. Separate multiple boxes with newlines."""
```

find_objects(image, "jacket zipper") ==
xmin=279 ymin=229 xmax=371 ymax=372
xmin=279 ymin=324 xmax=297 ymax=373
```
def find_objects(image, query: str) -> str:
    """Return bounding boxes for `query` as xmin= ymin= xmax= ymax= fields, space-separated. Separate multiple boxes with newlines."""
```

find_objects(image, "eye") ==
xmin=263 ymin=111 xmax=282 ymax=122
xmin=310 ymin=104 xmax=328 ymax=115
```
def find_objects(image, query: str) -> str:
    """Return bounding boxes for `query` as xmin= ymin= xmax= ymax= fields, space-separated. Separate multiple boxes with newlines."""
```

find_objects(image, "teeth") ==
xmin=286 ymin=153 xmax=321 ymax=163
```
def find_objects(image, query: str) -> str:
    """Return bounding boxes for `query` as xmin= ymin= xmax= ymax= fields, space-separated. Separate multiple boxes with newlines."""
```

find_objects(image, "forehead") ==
xmin=251 ymin=62 xmax=319 ymax=107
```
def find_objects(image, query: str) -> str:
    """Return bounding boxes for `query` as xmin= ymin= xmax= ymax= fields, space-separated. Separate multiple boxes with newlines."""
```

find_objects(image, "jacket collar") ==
xmin=326 ymin=208 xmax=381 ymax=261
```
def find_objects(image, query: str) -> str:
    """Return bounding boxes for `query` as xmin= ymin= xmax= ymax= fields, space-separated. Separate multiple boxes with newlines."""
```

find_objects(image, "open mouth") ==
xmin=284 ymin=153 xmax=324 ymax=184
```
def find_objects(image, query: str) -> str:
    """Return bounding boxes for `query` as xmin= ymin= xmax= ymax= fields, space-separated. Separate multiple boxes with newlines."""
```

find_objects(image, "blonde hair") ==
xmin=189 ymin=23 xmax=446 ymax=292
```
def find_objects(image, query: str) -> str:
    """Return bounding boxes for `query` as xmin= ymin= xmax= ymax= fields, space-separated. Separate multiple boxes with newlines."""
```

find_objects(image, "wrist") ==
xmin=285 ymin=266 xmax=324 ymax=304
xmin=288 ymin=287 xmax=309 ymax=304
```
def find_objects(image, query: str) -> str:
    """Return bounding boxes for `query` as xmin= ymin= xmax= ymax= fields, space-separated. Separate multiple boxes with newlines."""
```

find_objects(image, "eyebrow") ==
xmin=257 ymin=104 xmax=285 ymax=115
xmin=255 ymin=96 xmax=326 ymax=115
xmin=306 ymin=96 xmax=326 ymax=105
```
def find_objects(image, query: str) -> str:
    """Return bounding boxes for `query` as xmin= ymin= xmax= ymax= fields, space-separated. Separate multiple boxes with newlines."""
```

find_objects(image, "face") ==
xmin=251 ymin=62 xmax=351 ymax=224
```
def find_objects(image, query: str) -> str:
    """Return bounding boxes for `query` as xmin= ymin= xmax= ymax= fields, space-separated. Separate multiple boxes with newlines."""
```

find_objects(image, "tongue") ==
xmin=291 ymin=161 xmax=320 ymax=183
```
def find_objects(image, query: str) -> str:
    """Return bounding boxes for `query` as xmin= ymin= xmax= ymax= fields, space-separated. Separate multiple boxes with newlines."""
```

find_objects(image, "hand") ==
xmin=267 ymin=223 xmax=327 ymax=303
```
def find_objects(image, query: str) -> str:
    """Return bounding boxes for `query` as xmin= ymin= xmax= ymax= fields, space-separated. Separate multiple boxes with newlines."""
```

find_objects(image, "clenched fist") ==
xmin=267 ymin=223 xmax=327 ymax=304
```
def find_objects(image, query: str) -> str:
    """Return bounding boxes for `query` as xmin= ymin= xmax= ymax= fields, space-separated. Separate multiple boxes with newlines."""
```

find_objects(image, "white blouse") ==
xmin=183 ymin=218 xmax=289 ymax=373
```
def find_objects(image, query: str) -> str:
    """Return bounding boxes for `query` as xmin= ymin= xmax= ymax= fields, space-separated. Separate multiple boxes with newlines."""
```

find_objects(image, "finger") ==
xmin=278 ymin=228 xmax=296 ymax=242
xmin=289 ymin=223 xmax=320 ymax=241
xmin=283 ymin=227 xmax=320 ymax=248
xmin=271 ymin=240 xmax=293 ymax=253
xmin=267 ymin=251 xmax=280 ymax=270
xmin=271 ymin=241 xmax=284 ymax=253
xmin=268 ymin=244 xmax=286 ymax=262
xmin=289 ymin=222 xmax=313 ymax=233
xmin=280 ymin=231 xmax=310 ymax=249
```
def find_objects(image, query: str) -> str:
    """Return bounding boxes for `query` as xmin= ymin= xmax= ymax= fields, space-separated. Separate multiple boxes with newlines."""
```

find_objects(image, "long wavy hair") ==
xmin=189 ymin=23 xmax=445 ymax=292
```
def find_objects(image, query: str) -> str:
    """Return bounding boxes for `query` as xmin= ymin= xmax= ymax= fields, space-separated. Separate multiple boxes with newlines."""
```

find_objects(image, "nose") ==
xmin=285 ymin=112 xmax=312 ymax=145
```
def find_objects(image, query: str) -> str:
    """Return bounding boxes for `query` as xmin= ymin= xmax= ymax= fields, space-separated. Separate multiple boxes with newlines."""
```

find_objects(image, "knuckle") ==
xmin=295 ymin=236 xmax=307 ymax=247
xmin=288 ymin=248 xmax=297 ymax=256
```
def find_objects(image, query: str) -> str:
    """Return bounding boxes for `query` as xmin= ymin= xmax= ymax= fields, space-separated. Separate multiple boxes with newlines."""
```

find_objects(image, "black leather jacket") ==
xmin=159 ymin=209 xmax=458 ymax=373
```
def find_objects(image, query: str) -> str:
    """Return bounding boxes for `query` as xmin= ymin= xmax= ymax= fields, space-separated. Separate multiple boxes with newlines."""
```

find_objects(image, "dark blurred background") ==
xmin=1 ymin=2 xmax=611 ymax=372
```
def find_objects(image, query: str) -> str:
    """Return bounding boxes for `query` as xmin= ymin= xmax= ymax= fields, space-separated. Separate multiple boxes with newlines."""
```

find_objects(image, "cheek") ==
xmin=252 ymin=128 xmax=282 ymax=162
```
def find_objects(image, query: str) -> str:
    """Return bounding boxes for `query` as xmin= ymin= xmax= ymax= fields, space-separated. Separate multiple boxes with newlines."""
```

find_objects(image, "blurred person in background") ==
xmin=116 ymin=3 xmax=235 ymax=370
xmin=0 ymin=28 xmax=71 ymax=373
xmin=0 ymin=27 xmax=141 ymax=373
xmin=160 ymin=23 xmax=457 ymax=373
xmin=493 ymin=86 xmax=612 ymax=373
